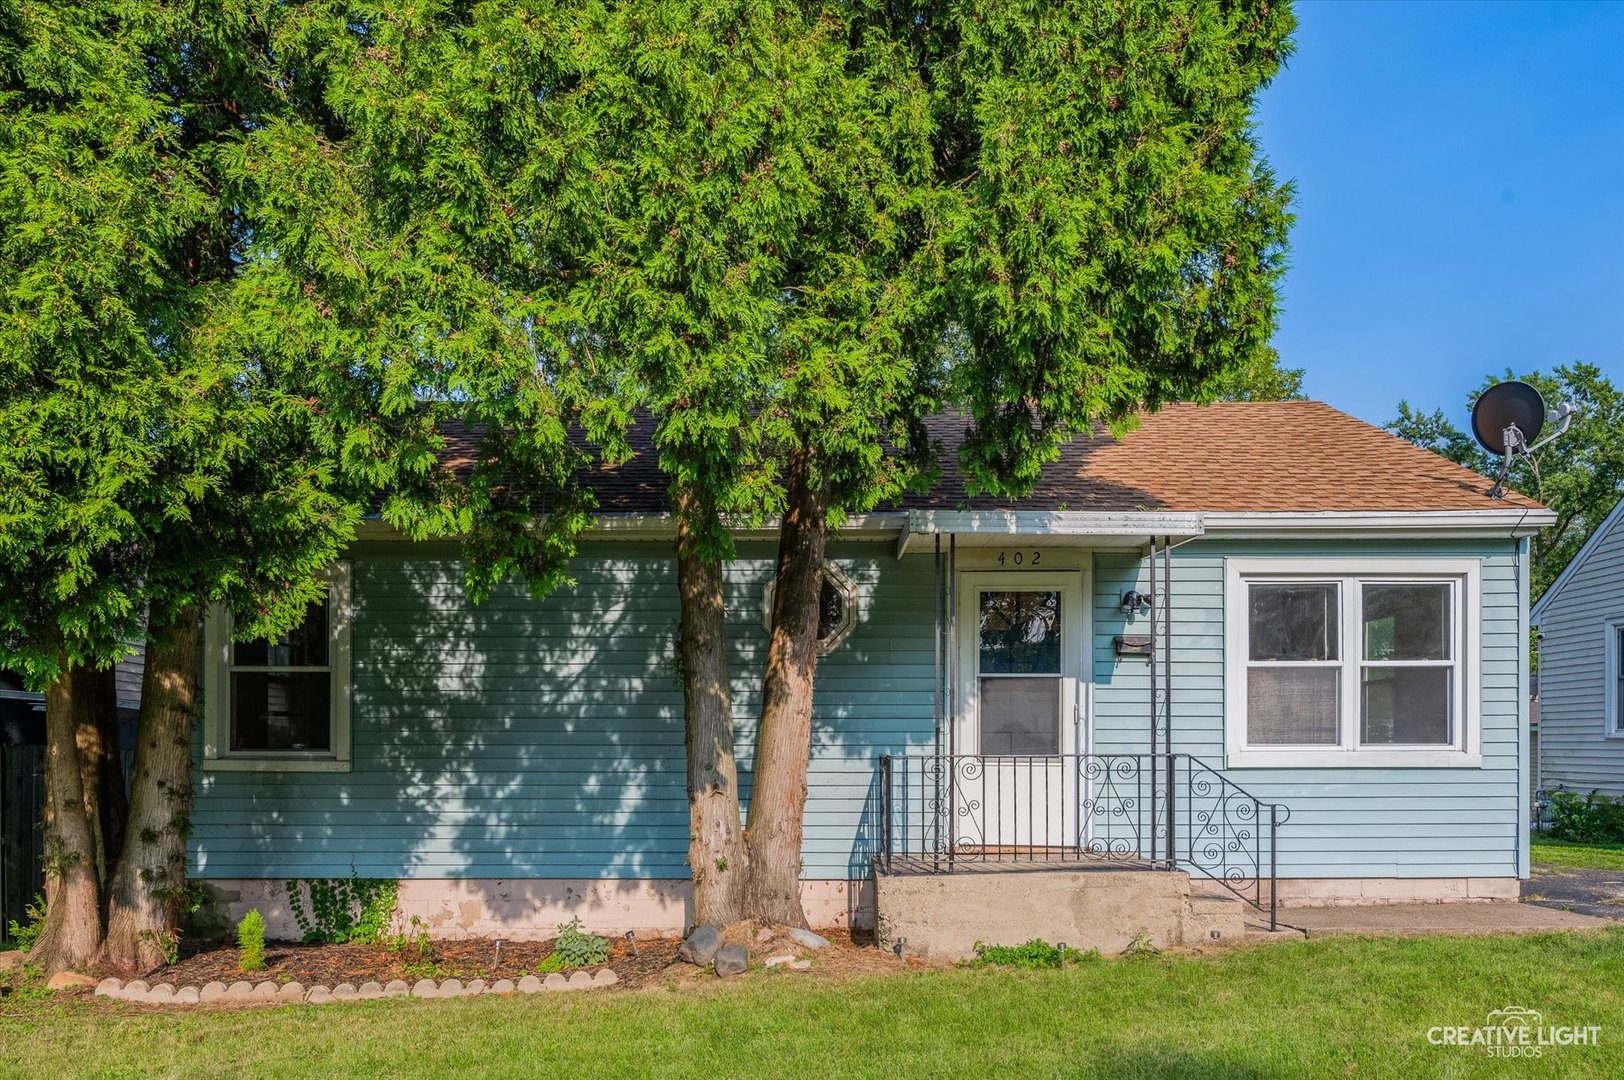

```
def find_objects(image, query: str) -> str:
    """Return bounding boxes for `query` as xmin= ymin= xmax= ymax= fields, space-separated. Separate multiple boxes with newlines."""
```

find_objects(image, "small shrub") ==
xmin=1548 ymin=790 xmax=1624 ymax=845
xmin=970 ymin=939 xmax=1068 ymax=969
xmin=238 ymin=910 xmax=266 ymax=973
xmin=534 ymin=952 xmax=564 ymax=974
xmin=549 ymin=917 xmax=609 ymax=969
xmin=4 ymin=895 xmax=45 ymax=953
xmin=1123 ymin=929 xmax=1161 ymax=956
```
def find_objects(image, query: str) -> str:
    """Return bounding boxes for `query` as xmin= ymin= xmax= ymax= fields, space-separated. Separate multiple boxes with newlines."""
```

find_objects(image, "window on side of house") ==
xmin=1225 ymin=559 xmax=1480 ymax=768
xmin=1607 ymin=619 xmax=1624 ymax=736
xmin=1618 ymin=626 xmax=1624 ymax=734
xmin=203 ymin=564 xmax=352 ymax=772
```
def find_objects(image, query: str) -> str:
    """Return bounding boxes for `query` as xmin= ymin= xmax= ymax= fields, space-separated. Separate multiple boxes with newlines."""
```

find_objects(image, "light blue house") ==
xmin=188 ymin=402 xmax=1552 ymax=940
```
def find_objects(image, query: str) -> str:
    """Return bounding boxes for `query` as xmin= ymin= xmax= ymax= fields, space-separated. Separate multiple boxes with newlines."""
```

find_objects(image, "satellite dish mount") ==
xmin=1470 ymin=380 xmax=1577 ymax=500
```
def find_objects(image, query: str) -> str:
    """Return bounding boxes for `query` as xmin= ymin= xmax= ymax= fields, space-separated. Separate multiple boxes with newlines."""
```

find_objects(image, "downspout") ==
xmin=946 ymin=533 xmax=957 ymax=870
xmin=1148 ymin=537 xmax=1158 ymax=864
xmin=933 ymin=534 xmax=942 ymax=871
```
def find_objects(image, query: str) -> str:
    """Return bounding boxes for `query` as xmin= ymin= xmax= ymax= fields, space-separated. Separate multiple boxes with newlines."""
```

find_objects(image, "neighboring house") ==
xmin=1530 ymin=494 xmax=1624 ymax=797
xmin=187 ymin=402 xmax=1552 ymax=945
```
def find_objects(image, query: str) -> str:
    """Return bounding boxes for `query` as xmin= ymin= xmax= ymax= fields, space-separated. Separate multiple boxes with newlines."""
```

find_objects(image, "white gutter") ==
xmin=1200 ymin=509 xmax=1556 ymax=540
xmin=895 ymin=510 xmax=1205 ymax=557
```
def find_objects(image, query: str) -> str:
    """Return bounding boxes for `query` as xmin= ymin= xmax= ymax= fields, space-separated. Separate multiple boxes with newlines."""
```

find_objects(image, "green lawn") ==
xmin=1531 ymin=835 xmax=1624 ymax=871
xmin=5 ymin=932 xmax=1624 ymax=1078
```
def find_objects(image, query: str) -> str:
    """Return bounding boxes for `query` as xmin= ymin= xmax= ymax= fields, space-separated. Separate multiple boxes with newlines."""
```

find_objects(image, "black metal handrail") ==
xmin=877 ymin=752 xmax=1289 ymax=930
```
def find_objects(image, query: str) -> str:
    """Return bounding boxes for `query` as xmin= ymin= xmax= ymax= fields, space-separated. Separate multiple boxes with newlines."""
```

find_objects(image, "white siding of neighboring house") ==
xmin=1533 ymin=499 xmax=1624 ymax=796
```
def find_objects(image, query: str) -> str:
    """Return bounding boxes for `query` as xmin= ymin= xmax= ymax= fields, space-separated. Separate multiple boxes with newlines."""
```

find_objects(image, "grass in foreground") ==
xmin=1531 ymin=835 xmax=1624 ymax=871
xmin=5 ymin=931 xmax=1624 ymax=1079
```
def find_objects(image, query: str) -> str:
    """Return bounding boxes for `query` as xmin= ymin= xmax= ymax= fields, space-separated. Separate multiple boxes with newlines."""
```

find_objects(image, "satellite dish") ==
xmin=1469 ymin=379 xmax=1579 ymax=499
xmin=1471 ymin=381 xmax=1545 ymax=455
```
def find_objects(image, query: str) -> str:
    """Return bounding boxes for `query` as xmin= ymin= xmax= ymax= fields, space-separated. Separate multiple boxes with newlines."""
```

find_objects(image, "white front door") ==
xmin=953 ymin=571 xmax=1087 ymax=853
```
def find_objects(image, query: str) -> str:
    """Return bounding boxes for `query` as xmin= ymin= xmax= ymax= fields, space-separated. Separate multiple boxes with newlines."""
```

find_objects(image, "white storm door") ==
xmin=953 ymin=573 xmax=1085 ymax=853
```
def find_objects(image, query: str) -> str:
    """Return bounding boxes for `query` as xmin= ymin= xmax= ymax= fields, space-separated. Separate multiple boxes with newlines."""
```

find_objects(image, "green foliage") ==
xmin=4 ymin=895 xmax=46 ymax=953
xmin=969 ymin=939 xmax=1090 ymax=970
xmin=1207 ymin=353 xmax=1308 ymax=403
xmin=548 ymin=918 xmax=611 ymax=970
xmin=534 ymin=953 xmax=565 ymax=975
xmin=237 ymin=910 xmax=266 ymax=974
xmin=1387 ymin=363 xmax=1623 ymax=603
xmin=0 ymin=0 xmax=365 ymax=682
xmin=1123 ymin=930 xmax=1162 ymax=957
xmin=1548 ymin=791 xmax=1624 ymax=845
xmin=139 ymin=929 xmax=180 ymax=968
xmin=0 ymin=962 xmax=51 ymax=1007
xmin=285 ymin=877 xmax=399 ymax=946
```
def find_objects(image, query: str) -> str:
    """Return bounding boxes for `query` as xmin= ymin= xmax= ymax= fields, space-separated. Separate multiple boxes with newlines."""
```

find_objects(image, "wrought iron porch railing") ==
xmin=877 ymin=752 xmax=1290 ymax=931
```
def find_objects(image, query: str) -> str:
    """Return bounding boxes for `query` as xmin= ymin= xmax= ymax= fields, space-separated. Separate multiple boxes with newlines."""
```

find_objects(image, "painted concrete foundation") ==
xmin=196 ymin=878 xmax=874 ymax=940
xmin=873 ymin=867 xmax=1249 ymax=961
xmin=1273 ymin=876 xmax=1519 ymax=907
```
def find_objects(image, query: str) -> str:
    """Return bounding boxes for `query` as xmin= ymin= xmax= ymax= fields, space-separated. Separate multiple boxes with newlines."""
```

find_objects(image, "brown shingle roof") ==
xmin=437 ymin=401 xmax=1542 ymax=516
xmin=906 ymin=401 xmax=1543 ymax=513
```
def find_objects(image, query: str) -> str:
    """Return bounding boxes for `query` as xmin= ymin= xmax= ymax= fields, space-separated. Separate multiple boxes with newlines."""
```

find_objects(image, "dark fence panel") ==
xmin=1 ymin=744 xmax=45 ymax=937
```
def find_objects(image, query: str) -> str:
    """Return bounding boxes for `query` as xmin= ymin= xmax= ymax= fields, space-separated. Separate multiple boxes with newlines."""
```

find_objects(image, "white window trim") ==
xmin=202 ymin=563 xmax=352 ymax=773
xmin=1604 ymin=618 xmax=1624 ymax=739
xmin=1224 ymin=557 xmax=1481 ymax=769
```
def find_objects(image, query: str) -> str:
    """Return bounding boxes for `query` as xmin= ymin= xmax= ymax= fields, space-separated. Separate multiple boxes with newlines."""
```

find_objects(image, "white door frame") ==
xmin=951 ymin=563 xmax=1092 ymax=850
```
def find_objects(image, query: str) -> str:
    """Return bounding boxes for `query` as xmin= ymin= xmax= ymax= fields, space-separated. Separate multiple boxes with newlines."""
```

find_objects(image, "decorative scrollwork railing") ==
xmin=877 ymin=752 xmax=1288 ymax=930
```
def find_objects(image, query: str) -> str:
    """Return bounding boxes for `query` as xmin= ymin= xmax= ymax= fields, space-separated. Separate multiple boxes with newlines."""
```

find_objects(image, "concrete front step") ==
xmin=874 ymin=866 xmax=1260 ymax=960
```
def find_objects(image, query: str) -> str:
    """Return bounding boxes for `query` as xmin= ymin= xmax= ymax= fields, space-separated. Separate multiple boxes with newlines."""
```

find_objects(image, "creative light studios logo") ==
xmin=1428 ymin=1006 xmax=1602 ymax=1058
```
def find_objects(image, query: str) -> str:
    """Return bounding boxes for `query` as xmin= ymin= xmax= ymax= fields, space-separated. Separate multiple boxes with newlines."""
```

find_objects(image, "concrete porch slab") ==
xmin=1281 ymin=902 xmax=1613 ymax=937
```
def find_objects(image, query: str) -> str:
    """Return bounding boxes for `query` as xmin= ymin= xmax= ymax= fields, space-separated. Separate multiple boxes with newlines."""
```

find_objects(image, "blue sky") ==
xmin=1254 ymin=1 xmax=1623 ymax=428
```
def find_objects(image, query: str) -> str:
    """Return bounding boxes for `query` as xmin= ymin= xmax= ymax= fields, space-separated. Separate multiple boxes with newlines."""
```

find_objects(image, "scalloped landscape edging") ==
xmin=93 ymin=968 xmax=618 ymax=1006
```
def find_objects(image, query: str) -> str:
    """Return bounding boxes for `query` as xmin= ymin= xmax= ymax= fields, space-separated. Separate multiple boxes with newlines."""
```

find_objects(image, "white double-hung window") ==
xmin=1224 ymin=558 xmax=1481 ymax=768
xmin=202 ymin=563 xmax=352 ymax=772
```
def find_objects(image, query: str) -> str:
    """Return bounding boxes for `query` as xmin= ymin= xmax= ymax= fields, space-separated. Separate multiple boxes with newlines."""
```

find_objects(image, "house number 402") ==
xmin=996 ymin=550 xmax=1040 ymax=566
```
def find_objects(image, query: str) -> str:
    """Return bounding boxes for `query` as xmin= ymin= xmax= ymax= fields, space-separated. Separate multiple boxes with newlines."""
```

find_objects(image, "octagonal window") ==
xmin=761 ymin=561 xmax=858 ymax=655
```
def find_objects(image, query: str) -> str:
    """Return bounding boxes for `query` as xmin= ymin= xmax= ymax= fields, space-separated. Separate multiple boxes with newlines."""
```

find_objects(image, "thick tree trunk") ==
xmin=73 ymin=663 xmax=125 ymax=888
xmin=743 ymin=450 xmax=827 ymax=928
xmin=28 ymin=658 xmax=105 ymax=973
xmin=676 ymin=488 xmax=749 ymax=927
xmin=103 ymin=608 xmax=199 ymax=973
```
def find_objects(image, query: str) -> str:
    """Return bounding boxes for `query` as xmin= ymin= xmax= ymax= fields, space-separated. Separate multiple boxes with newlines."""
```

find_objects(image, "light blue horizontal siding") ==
xmin=190 ymin=541 xmax=933 ymax=881
xmin=191 ymin=535 xmax=1524 ymax=885
xmin=1094 ymin=538 xmax=1525 ymax=879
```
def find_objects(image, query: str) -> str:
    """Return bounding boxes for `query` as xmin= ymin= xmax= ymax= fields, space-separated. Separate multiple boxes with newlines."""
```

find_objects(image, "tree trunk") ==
xmin=676 ymin=487 xmax=749 ymax=927
xmin=744 ymin=450 xmax=827 ymax=928
xmin=102 ymin=608 xmax=199 ymax=973
xmin=73 ymin=663 xmax=125 ymax=889
xmin=28 ymin=657 xmax=105 ymax=974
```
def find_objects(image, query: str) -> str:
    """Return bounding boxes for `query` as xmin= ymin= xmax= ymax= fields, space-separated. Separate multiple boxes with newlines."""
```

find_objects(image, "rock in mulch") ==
xmin=763 ymin=954 xmax=797 ymax=969
xmin=713 ymin=944 xmax=749 ymax=978
xmin=786 ymin=928 xmax=830 ymax=950
xmin=46 ymin=971 xmax=98 ymax=991
xmin=678 ymin=924 xmax=725 ymax=965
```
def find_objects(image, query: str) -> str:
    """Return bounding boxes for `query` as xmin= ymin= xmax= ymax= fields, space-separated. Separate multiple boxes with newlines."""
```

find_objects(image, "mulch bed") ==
xmin=153 ymin=925 xmax=928 ymax=994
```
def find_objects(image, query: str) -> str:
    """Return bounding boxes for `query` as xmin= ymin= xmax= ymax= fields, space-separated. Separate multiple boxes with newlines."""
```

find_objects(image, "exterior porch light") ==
xmin=1120 ymin=589 xmax=1152 ymax=615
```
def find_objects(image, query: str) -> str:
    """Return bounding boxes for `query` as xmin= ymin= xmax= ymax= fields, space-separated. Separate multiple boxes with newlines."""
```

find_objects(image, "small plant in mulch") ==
xmin=534 ymin=918 xmax=610 ymax=974
xmin=238 ymin=910 xmax=266 ymax=973
xmin=1123 ymin=929 xmax=1161 ymax=957
xmin=970 ymin=939 xmax=1077 ymax=970
xmin=4 ymin=894 xmax=44 ymax=954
